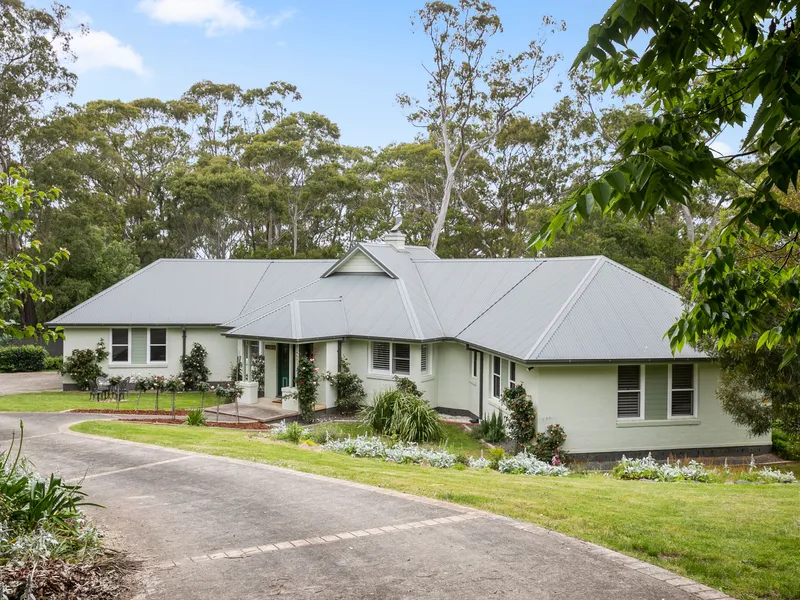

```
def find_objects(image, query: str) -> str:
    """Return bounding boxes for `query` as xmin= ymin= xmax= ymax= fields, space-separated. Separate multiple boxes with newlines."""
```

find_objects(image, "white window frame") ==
xmin=420 ymin=344 xmax=431 ymax=376
xmin=617 ymin=364 xmax=645 ymax=421
xmin=109 ymin=328 xmax=130 ymax=364
xmin=370 ymin=341 xmax=412 ymax=376
xmin=147 ymin=328 xmax=168 ymax=364
xmin=491 ymin=355 xmax=501 ymax=399
xmin=668 ymin=363 xmax=697 ymax=419
xmin=470 ymin=350 xmax=478 ymax=379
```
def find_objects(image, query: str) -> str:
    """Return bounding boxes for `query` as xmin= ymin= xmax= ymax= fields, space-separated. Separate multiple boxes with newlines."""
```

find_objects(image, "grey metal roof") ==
xmin=48 ymin=259 xmax=331 ymax=326
xmin=51 ymin=238 xmax=705 ymax=362
xmin=530 ymin=259 xmax=705 ymax=362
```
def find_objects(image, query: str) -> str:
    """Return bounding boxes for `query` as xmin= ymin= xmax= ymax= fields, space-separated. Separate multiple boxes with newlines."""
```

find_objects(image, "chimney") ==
xmin=383 ymin=230 xmax=406 ymax=250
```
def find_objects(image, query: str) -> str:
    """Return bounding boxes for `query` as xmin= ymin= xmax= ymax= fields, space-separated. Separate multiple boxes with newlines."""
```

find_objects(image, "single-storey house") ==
xmin=49 ymin=230 xmax=770 ymax=458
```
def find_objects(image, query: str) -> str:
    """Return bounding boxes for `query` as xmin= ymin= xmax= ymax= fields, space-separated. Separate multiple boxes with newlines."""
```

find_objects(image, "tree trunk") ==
xmin=429 ymin=173 xmax=455 ymax=252
xmin=681 ymin=205 xmax=695 ymax=244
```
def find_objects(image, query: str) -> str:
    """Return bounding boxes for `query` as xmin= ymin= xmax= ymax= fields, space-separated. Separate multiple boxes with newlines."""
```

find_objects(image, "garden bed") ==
xmin=69 ymin=408 xmax=192 ymax=416
xmin=117 ymin=418 xmax=271 ymax=430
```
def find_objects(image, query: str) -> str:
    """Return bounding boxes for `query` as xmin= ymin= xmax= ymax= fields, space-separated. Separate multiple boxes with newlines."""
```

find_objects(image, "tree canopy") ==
xmin=535 ymin=0 xmax=800 ymax=363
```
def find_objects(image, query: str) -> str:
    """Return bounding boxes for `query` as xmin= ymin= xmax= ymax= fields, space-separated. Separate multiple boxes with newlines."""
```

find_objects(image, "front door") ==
xmin=277 ymin=343 xmax=291 ymax=395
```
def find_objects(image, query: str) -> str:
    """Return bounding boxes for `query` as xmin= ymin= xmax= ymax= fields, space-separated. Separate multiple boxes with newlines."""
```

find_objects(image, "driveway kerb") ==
xmin=61 ymin=418 xmax=736 ymax=600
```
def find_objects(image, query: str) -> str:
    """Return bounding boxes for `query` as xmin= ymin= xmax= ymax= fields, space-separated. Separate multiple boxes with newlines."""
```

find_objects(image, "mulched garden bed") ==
xmin=117 ymin=418 xmax=272 ymax=430
xmin=69 ymin=409 xmax=192 ymax=416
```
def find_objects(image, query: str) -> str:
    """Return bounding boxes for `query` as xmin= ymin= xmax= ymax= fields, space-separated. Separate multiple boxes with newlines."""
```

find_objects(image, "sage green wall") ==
xmin=644 ymin=364 xmax=668 ymax=420
xmin=532 ymin=363 xmax=769 ymax=454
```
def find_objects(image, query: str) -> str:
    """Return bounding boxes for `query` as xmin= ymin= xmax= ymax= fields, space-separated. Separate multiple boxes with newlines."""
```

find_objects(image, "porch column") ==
xmin=318 ymin=341 xmax=339 ymax=409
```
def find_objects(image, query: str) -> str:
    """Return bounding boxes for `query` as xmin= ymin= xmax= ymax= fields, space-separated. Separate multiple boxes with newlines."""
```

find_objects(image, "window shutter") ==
xmin=420 ymin=345 xmax=428 ymax=373
xmin=393 ymin=343 xmax=410 ymax=375
xmin=617 ymin=365 xmax=641 ymax=418
xmin=371 ymin=342 xmax=390 ymax=371
xmin=671 ymin=364 xmax=694 ymax=416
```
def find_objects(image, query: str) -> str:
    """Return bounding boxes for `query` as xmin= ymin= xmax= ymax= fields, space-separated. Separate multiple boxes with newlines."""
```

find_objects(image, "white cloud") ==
xmin=709 ymin=139 xmax=732 ymax=157
xmin=137 ymin=0 xmax=286 ymax=36
xmin=70 ymin=30 xmax=147 ymax=76
xmin=265 ymin=9 xmax=296 ymax=28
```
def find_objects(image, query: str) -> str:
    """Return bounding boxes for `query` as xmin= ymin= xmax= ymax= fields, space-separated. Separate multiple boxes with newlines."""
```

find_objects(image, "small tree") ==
xmin=500 ymin=385 xmax=536 ymax=450
xmin=322 ymin=358 xmax=366 ymax=415
xmin=164 ymin=375 xmax=185 ymax=417
xmin=180 ymin=342 xmax=210 ymax=390
xmin=295 ymin=355 xmax=319 ymax=423
xmin=151 ymin=375 xmax=167 ymax=411
xmin=133 ymin=374 xmax=153 ymax=412
xmin=196 ymin=381 xmax=211 ymax=410
xmin=214 ymin=382 xmax=243 ymax=422
xmin=252 ymin=354 xmax=265 ymax=395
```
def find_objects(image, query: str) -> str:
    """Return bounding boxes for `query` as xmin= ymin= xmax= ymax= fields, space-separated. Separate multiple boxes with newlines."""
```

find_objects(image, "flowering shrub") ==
xmin=611 ymin=454 xmax=716 ymax=482
xmin=321 ymin=357 xmax=366 ymax=414
xmin=164 ymin=375 xmax=185 ymax=414
xmin=296 ymin=355 xmax=319 ymax=422
xmin=534 ymin=424 xmax=569 ymax=465
xmin=498 ymin=451 xmax=571 ymax=476
xmin=500 ymin=385 xmax=536 ymax=448
xmin=151 ymin=375 xmax=167 ymax=410
xmin=180 ymin=342 xmax=210 ymax=390
xmin=61 ymin=339 xmax=109 ymax=390
xmin=214 ymin=382 xmax=242 ymax=404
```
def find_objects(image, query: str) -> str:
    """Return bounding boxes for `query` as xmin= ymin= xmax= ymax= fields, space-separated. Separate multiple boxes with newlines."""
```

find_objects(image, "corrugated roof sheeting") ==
xmin=533 ymin=260 xmax=705 ymax=361
xmin=457 ymin=258 xmax=598 ymax=358
xmin=414 ymin=260 xmax=539 ymax=336
xmin=51 ymin=239 xmax=707 ymax=362
xmin=364 ymin=244 xmax=444 ymax=339
xmin=240 ymin=261 xmax=335 ymax=315
xmin=50 ymin=259 xmax=273 ymax=325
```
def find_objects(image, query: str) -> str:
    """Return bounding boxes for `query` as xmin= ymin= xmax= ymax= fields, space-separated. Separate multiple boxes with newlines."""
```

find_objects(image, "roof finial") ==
xmin=390 ymin=214 xmax=403 ymax=232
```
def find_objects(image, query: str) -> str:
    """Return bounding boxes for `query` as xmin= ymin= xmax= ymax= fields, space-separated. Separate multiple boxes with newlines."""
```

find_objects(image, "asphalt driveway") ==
xmin=0 ymin=371 xmax=62 ymax=395
xmin=0 ymin=413 xmax=732 ymax=600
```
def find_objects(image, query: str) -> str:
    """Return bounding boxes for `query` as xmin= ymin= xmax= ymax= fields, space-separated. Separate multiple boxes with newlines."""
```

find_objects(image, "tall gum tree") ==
xmin=398 ymin=0 xmax=563 ymax=251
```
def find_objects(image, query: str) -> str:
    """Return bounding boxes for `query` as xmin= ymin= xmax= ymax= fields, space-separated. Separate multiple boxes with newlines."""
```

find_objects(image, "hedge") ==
xmin=0 ymin=345 xmax=49 ymax=373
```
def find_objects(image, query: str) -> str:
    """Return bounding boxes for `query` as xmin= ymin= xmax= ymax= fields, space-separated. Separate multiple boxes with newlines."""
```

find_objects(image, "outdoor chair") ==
xmin=88 ymin=379 xmax=104 ymax=402
xmin=116 ymin=377 xmax=131 ymax=401
xmin=96 ymin=377 xmax=111 ymax=400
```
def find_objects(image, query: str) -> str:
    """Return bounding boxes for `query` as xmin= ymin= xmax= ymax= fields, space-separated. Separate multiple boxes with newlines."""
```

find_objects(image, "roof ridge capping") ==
xmin=524 ymin=256 xmax=605 ymax=360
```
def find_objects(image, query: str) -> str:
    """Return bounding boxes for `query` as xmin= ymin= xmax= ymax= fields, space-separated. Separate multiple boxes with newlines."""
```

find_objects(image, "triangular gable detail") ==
xmin=322 ymin=245 xmax=397 ymax=278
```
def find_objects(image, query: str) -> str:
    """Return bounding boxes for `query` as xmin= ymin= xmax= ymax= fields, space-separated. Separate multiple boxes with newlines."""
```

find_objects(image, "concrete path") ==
xmin=0 ymin=371 xmax=62 ymax=396
xmin=0 ymin=413 xmax=733 ymax=600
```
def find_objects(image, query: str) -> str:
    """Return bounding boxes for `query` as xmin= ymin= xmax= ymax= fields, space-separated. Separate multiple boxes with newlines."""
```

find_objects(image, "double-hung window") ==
xmin=492 ymin=356 xmax=501 ymax=398
xmin=371 ymin=342 xmax=410 ymax=376
xmin=509 ymin=362 xmax=517 ymax=389
xmin=148 ymin=328 xmax=167 ymax=363
xmin=110 ymin=329 xmax=129 ymax=363
xmin=617 ymin=365 xmax=642 ymax=419
xmin=670 ymin=364 xmax=695 ymax=417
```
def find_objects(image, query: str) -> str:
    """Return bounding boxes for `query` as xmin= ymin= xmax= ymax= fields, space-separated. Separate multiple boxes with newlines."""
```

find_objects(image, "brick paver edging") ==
xmin=154 ymin=512 xmax=488 ymax=570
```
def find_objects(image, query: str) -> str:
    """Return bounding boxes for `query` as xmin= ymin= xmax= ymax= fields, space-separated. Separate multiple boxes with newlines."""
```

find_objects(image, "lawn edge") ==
xmin=64 ymin=419 xmax=738 ymax=600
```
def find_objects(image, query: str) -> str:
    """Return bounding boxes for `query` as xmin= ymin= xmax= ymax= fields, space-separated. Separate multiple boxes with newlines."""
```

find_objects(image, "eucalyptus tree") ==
xmin=0 ymin=0 xmax=77 ymax=172
xmin=398 ymin=0 xmax=563 ymax=251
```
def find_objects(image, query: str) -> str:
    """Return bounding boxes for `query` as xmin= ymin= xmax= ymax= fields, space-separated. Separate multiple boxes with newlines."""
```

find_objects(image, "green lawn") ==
xmin=309 ymin=421 xmax=486 ymax=456
xmin=72 ymin=421 xmax=799 ymax=600
xmin=0 ymin=391 xmax=211 ymax=412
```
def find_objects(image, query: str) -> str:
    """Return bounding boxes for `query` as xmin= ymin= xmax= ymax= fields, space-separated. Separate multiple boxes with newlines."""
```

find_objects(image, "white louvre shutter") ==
xmin=371 ymin=342 xmax=390 ymax=372
xmin=671 ymin=364 xmax=694 ymax=416
xmin=617 ymin=365 xmax=641 ymax=418
xmin=420 ymin=345 xmax=428 ymax=373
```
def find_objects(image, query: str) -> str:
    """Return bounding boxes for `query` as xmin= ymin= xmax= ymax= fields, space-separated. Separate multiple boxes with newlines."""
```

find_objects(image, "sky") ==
xmin=43 ymin=0 xmax=740 ymax=153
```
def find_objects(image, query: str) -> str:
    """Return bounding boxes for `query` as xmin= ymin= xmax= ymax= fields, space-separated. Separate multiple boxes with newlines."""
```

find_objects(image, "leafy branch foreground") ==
xmin=0 ymin=422 xmax=133 ymax=599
